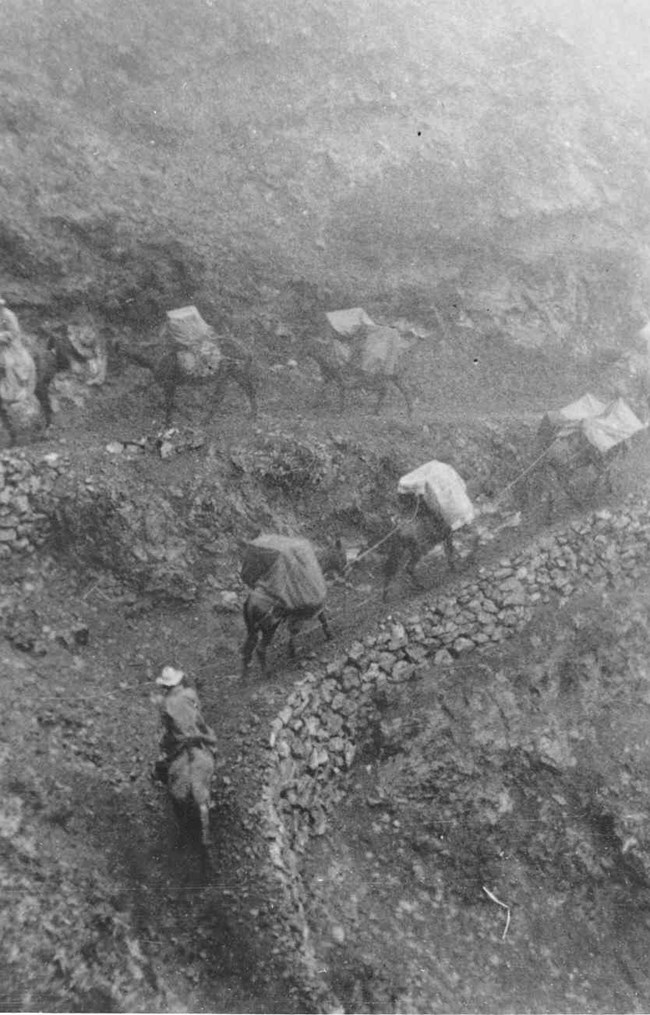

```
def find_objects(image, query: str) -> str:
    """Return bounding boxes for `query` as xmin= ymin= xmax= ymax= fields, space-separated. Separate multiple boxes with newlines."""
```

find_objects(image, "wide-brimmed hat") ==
xmin=156 ymin=665 xmax=185 ymax=687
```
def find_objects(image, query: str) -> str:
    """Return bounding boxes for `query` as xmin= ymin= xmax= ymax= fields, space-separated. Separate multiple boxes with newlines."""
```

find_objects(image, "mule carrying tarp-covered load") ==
xmin=325 ymin=307 xmax=376 ymax=369
xmin=325 ymin=307 xmax=410 ymax=377
xmin=165 ymin=305 xmax=222 ymax=379
xmin=530 ymin=393 xmax=646 ymax=515
xmin=241 ymin=535 xmax=327 ymax=611
xmin=398 ymin=460 xmax=476 ymax=530
xmin=581 ymin=398 xmax=646 ymax=452
xmin=538 ymin=393 xmax=645 ymax=453
xmin=538 ymin=393 xmax=607 ymax=444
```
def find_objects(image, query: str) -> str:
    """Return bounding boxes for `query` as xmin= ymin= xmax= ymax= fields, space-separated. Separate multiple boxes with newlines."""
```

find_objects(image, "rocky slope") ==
xmin=1 ymin=0 xmax=650 ymax=351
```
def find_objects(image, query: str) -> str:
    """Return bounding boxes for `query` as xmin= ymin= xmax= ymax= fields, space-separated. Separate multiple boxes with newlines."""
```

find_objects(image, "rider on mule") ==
xmin=154 ymin=665 xmax=217 ymax=783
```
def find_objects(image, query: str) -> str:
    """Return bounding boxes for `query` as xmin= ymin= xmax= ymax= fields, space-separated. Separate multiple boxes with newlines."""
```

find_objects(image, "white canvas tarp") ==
xmin=325 ymin=307 xmax=376 ymax=338
xmin=582 ymin=397 xmax=645 ymax=452
xmin=551 ymin=392 xmax=607 ymax=422
xmin=540 ymin=393 xmax=607 ymax=438
xmin=241 ymin=535 xmax=327 ymax=611
xmin=540 ymin=393 xmax=645 ymax=453
xmin=397 ymin=461 xmax=475 ymax=531
xmin=165 ymin=305 xmax=222 ymax=377
xmin=0 ymin=310 xmax=41 ymax=430
xmin=0 ymin=340 xmax=36 ymax=405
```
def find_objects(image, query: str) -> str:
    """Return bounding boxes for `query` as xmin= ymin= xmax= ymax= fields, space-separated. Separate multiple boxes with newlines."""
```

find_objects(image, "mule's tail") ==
xmin=381 ymin=533 xmax=401 ymax=601
xmin=198 ymin=802 xmax=211 ymax=849
xmin=189 ymin=748 xmax=215 ymax=851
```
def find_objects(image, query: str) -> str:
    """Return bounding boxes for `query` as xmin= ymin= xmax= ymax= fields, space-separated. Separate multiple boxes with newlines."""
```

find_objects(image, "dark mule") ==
xmin=28 ymin=324 xmax=107 ymax=427
xmin=120 ymin=337 xmax=257 ymax=426
xmin=381 ymin=509 xmax=457 ymax=602
xmin=166 ymin=739 xmax=215 ymax=875
xmin=529 ymin=432 xmax=626 ymax=521
xmin=306 ymin=339 xmax=413 ymax=416
xmin=241 ymin=539 xmax=346 ymax=678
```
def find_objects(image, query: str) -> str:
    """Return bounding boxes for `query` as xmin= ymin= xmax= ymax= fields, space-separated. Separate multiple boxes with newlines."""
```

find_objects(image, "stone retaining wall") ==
xmin=0 ymin=450 xmax=67 ymax=557
xmin=260 ymin=497 xmax=650 ymax=1009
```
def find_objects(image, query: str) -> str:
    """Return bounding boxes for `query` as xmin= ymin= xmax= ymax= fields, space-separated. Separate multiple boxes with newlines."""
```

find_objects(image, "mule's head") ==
xmin=319 ymin=536 xmax=347 ymax=578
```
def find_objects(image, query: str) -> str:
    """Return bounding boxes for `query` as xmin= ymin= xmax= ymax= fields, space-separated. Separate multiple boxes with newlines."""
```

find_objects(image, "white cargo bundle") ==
xmin=398 ymin=460 xmax=475 ymax=530
xmin=325 ymin=307 xmax=376 ymax=338
xmin=165 ymin=305 xmax=222 ymax=377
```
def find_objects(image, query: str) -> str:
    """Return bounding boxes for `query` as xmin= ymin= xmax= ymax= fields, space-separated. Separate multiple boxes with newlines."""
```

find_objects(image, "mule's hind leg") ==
xmin=393 ymin=377 xmax=413 ymax=417
xmin=162 ymin=381 xmax=176 ymax=428
xmin=0 ymin=403 xmax=17 ymax=447
xmin=337 ymin=379 xmax=346 ymax=414
xmin=317 ymin=609 xmax=332 ymax=641
xmin=170 ymin=798 xmax=187 ymax=850
xmin=382 ymin=539 xmax=404 ymax=602
xmin=243 ymin=374 xmax=258 ymax=418
xmin=374 ymin=381 xmax=388 ymax=415
xmin=234 ymin=360 xmax=258 ymax=418
xmin=405 ymin=540 xmax=428 ymax=588
xmin=35 ymin=379 xmax=54 ymax=429
xmin=256 ymin=625 xmax=275 ymax=677
xmin=241 ymin=610 xmax=258 ymax=679
xmin=197 ymin=800 xmax=212 ymax=878
xmin=442 ymin=530 xmax=456 ymax=572
xmin=286 ymin=617 xmax=300 ymax=660
xmin=206 ymin=373 xmax=227 ymax=420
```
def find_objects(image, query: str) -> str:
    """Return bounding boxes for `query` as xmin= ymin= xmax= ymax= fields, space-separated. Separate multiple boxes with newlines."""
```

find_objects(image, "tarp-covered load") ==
xmin=0 ymin=307 xmax=41 ymax=431
xmin=538 ymin=392 xmax=606 ymax=444
xmin=538 ymin=392 xmax=645 ymax=453
xmin=582 ymin=397 xmax=646 ymax=452
xmin=324 ymin=307 xmax=411 ymax=377
xmin=241 ymin=535 xmax=327 ymax=611
xmin=397 ymin=460 xmax=476 ymax=530
xmin=325 ymin=307 xmax=376 ymax=338
xmin=165 ymin=305 xmax=222 ymax=378
xmin=0 ymin=339 xmax=36 ymax=405
xmin=357 ymin=326 xmax=410 ymax=376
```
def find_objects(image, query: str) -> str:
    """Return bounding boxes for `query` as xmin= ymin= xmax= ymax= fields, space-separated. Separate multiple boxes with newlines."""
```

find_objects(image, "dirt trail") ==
xmin=2 ymin=342 xmax=648 ymax=1012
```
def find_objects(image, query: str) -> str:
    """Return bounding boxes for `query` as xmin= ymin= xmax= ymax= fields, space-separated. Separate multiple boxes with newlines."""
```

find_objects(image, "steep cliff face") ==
xmin=1 ymin=0 xmax=650 ymax=349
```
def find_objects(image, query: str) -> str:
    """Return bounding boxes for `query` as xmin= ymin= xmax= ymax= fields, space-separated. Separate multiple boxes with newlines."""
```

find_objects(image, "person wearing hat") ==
xmin=153 ymin=666 xmax=217 ymax=784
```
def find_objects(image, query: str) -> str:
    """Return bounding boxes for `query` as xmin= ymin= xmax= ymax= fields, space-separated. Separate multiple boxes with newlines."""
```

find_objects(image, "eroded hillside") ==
xmin=1 ymin=0 xmax=650 ymax=349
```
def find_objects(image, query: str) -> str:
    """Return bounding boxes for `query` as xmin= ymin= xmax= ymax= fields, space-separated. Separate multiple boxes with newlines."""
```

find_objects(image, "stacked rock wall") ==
xmin=260 ymin=497 xmax=650 ymax=1008
xmin=0 ymin=450 xmax=66 ymax=557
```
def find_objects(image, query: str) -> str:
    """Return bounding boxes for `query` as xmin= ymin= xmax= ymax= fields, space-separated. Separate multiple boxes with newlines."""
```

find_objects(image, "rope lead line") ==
xmin=344 ymin=498 xmax=420 ymax=573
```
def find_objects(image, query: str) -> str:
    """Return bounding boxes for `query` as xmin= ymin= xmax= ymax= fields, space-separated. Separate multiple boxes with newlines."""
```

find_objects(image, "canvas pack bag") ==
xmin=166 ymin=306 xmax=222 ymax=379
xmin=241 ymin=535 xmax=327 ymax=611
